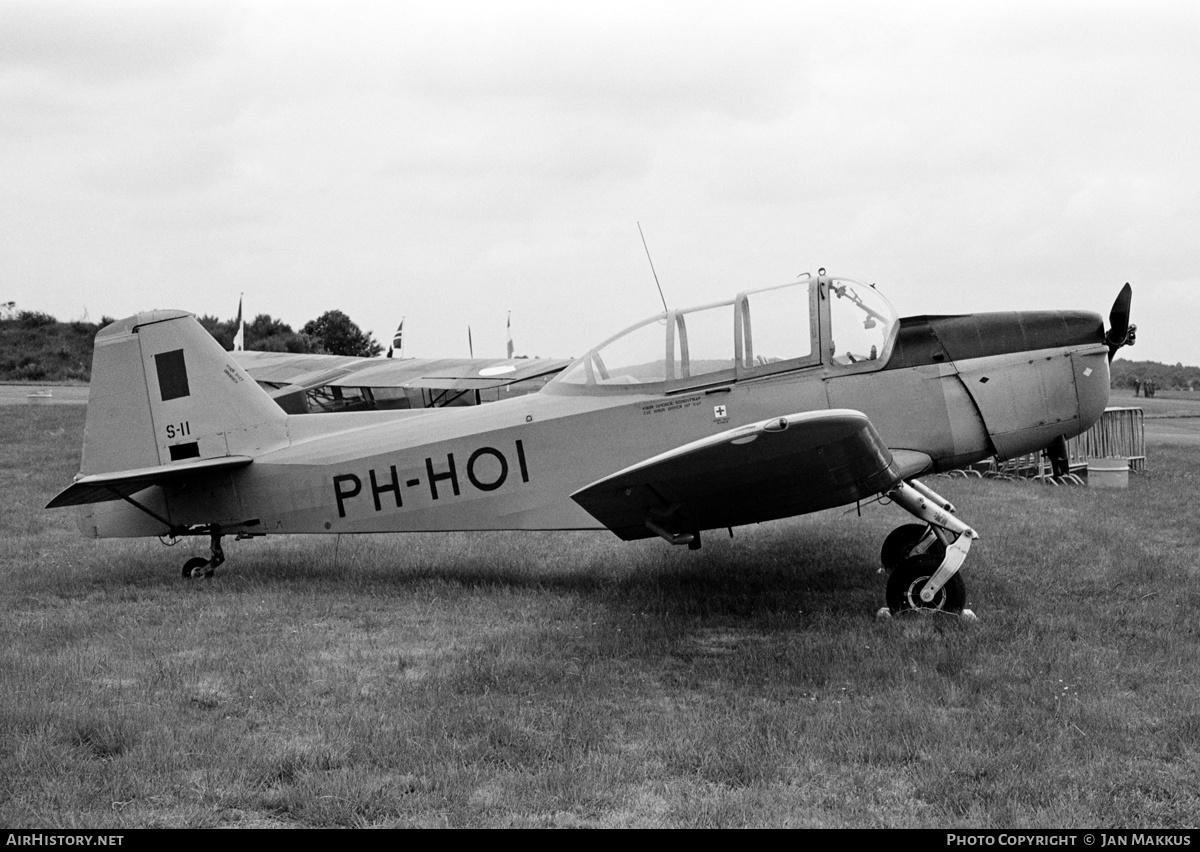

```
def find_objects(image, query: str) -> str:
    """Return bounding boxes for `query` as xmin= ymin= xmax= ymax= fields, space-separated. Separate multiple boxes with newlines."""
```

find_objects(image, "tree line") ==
xmin=0 ymin=306 xmax=382 ymax=382
xmin=1110 ymin=357 xmax=1200 ymax=393
xmin=197 ymin=311 xmax=382 ymax=358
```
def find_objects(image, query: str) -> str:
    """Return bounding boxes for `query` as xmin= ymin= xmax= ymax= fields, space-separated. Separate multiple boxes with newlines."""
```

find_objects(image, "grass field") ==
xmin=1110 ymin=388 xmax=1200 ymax=419
xmin=2 ymin=405 xmax=1198 ymax=828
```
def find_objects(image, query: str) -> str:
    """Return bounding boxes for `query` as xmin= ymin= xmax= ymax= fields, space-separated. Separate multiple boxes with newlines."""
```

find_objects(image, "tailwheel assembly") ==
xmin=182 ymin=557 xmax=213 ymax=579
xmin=180 ymin=526 xmax=224 ymax=580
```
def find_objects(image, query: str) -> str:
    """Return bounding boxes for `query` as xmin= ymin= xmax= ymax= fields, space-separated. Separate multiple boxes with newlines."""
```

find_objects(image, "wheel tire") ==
xmin=885 ymin=554 xmax=966 ymax=615
xmin=182 ymin=557 xmax=210 ymax=579
xmin=880 ymin=524 xmax=945 ymax=571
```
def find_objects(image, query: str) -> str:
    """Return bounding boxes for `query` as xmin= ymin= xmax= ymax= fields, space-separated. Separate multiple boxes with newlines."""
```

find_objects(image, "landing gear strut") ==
xmin=880 ymin=479 xmax=977 ymax=616
xmin=181 ymin=526 xmax=225 ymax=579
xmin=880 ymin=523 xmax=945 ymax=571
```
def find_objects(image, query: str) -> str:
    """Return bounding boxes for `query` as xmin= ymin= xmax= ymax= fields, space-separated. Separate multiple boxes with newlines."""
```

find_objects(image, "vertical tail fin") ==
xmin=81 ymin=310 xmax=288 ymax=477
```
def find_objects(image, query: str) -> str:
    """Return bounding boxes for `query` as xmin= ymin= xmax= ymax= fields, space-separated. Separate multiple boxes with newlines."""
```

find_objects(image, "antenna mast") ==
xmin=637 ymin=221 xmax=669 ymax=314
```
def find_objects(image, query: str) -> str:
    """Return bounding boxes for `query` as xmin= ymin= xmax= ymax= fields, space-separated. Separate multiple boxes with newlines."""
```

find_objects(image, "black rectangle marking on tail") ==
xmin=169 ymin=442 xmax=201 ymax=461
xmin=155 ymin=349 xmax=190 ymax=401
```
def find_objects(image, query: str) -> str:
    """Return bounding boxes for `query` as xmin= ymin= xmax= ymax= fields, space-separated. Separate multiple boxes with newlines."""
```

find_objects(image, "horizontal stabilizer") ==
xmin=46 ymin=456 xmax=253 ymax=508
xmin=571 ymin=409 xmax=909 ymax=540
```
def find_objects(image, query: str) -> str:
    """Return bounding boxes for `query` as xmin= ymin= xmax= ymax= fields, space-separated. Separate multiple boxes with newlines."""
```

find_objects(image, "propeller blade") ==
xmin=1109 ymin=283 xmax=1132 ymax=339
xmin=1105 ymin=282 xmax=1135 ymax=361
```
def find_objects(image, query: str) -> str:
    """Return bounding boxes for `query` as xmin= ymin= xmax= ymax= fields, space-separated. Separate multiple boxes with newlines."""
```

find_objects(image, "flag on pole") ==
xmin=506 ymin=311 xmax=514 ymax=359
xmin=388 ymin=317 xmax=404 ymax=358
xmin=233 ymin=295 xmax=244 ymax=351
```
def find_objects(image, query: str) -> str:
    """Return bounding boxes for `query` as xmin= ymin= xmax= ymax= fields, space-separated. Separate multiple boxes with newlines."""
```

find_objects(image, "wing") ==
xmin=320 ymin=357 xmax=571 ymax=391
xmin=232 ymin=351 xmax=570 ymax=391
xmin=570 ymin=409 xmax=931 ymax=541
xmin=232 ymin=351 xmax=367 ymax=386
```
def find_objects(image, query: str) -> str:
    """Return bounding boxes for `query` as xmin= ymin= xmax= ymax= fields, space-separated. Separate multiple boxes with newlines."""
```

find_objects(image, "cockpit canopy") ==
xmin=550 ymin=272 xmax=899 ymax=392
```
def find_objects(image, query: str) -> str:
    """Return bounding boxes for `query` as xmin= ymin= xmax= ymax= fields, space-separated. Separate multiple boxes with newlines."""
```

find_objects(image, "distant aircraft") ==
xmin=249 ymin=312 xmax=568 ymax=413
xmin=232 ymin=350 xmax=571 ymax=413
xmin=48 ymin=271 xmax=1134 ymax=615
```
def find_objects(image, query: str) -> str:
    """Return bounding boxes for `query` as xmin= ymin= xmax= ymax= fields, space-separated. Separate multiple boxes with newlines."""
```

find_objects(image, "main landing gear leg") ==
xmin=182 ymin=526 xmax=225 ymax=580
xmin=880 ymin=480 xmax=978 ymax=617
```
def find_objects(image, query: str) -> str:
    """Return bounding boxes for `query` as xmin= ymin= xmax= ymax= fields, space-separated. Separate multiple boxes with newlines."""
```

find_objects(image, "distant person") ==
xmin=1134 ymin=378 xmax=1141 ymax=397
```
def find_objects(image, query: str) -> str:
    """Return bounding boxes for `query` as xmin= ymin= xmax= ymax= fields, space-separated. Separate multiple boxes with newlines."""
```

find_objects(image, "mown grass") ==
xmin=2 ymin=406 xmax=1198 ymax=827
xmin=1110 ymin=388 xmax=1200 ymax=418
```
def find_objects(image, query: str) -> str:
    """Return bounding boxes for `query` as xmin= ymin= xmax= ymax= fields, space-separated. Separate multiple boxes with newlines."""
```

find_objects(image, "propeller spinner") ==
xmin=1104 ymin=282 xmax=1136 ymax=362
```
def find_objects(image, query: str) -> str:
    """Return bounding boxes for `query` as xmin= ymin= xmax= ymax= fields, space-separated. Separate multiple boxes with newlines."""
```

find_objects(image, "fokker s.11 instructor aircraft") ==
xmin=48 ymin=271 xmax=1135 ymax=615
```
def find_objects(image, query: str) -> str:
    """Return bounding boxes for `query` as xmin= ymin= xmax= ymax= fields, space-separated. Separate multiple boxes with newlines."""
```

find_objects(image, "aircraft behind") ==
xmin=233 ymin=350 xmax=570 ymax=413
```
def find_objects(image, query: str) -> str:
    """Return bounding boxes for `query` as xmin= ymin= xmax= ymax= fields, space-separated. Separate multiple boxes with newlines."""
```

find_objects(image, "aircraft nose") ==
xmin=1073 ymin=348 xmax=1111 ymax=434
xmin=935 ymin=310 xmax=1109 ymax=459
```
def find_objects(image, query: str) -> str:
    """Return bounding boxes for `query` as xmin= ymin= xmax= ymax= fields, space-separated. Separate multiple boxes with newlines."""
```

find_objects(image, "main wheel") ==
xmin=182 ymin=557 xmax=211 ymax=579
xmin=880 ymin=524 xmax=945 ymax=571
xmin=885 ymin=555 xmax=966 ymax=615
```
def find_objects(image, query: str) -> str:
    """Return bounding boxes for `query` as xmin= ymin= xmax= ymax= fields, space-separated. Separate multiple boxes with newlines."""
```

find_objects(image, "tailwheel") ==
xmin=886 ymin=555 xmax=966 ymax=615
xmin=180 ymin=526 xmax=225 ymax=579
xmin=880 ymin=523 xmax=945 ymax=571
xmin=182 ymin=557 xmax=213 ymax=579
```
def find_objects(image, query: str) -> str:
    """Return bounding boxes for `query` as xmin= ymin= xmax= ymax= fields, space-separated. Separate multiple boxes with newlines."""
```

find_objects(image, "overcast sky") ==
xmin=3 ymin=0 xmax=1197 ymax=364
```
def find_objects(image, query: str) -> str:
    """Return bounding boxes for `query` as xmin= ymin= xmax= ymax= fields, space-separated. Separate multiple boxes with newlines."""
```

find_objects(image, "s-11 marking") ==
xmin=165 ymin=421 xmax=191 ymax=440
xmin=333 ymin=439 xmax=530 ymax=518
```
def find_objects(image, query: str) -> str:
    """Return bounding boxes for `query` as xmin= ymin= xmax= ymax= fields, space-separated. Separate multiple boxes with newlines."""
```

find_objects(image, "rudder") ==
xmin=81 ymin=310 xmax=289 ymax=477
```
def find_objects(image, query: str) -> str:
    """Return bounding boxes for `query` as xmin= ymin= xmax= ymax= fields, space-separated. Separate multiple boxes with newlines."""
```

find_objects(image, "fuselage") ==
xmin=78 ymin=275 xmax=1111 ymax=539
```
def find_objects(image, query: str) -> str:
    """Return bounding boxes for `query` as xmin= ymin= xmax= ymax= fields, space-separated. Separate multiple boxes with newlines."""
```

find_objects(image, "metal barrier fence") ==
xmin=957 ymin=407 xmax=1145 ymax=481
xmin=1067 ymin=406 xmax=1145 ymax=472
